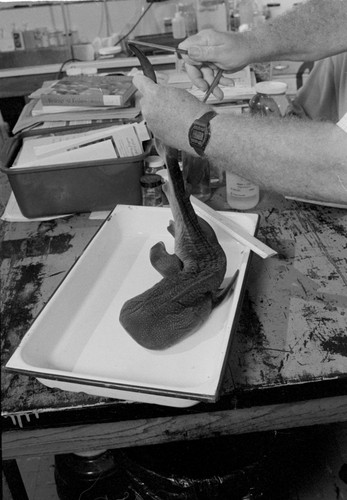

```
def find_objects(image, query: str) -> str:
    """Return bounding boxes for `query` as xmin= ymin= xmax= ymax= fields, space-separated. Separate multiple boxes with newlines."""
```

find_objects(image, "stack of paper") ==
xmin=13 ymin=122 xmax=151 ymax=169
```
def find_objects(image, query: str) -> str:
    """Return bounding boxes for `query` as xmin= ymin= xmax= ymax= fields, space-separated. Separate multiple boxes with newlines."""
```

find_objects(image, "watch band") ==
xmin=188 ymin=110 xmax=217 ymax=156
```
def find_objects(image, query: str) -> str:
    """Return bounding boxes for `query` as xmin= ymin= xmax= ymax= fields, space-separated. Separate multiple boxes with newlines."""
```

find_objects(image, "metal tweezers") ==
xmin=129 ymin=40 xmax=223 ymax=102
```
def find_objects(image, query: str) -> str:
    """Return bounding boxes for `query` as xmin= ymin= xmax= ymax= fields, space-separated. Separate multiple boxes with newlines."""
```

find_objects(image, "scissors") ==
xmin=128 ymin=40 xmax=223 ymax=102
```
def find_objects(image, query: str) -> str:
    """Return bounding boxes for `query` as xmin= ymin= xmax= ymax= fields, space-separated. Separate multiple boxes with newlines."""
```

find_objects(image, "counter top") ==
xmin=0 ymin=53 xmax=176 ymax=79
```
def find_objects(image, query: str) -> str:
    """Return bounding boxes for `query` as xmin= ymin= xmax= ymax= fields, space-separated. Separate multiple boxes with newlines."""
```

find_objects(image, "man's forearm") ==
xmin=246 ymin=0 xmax=347 ymax=63
xmin=206 ymin=113 xmax=347 ymax=204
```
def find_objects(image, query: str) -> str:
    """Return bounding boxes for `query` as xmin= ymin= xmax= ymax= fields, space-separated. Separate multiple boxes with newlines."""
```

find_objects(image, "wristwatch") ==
xmin=188 ymin=110 xmax=217 ymax=157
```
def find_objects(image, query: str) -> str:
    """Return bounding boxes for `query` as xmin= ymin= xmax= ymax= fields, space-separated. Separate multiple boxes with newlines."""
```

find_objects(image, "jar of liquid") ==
xmin=226 ymin=172 xmax=260 ymax=210
xmin=140 ymin=174 xmax=163 ymax=207
xmin=182 ymin=152 xmax=211 ymax=202
xmin=249 ymin=81 xmax=292 ymax=117
xmin=144 ymin=155 xmax=165 ymax=175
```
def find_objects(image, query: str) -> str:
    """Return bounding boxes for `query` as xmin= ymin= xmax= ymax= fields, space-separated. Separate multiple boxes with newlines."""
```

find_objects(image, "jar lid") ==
xmin=140 ymin=174 xmax=162 ymax=188
xmin=144 ymin=155 xmax=165 ymax=169
xmin=255 ymin=81 xmax=288 ymax=95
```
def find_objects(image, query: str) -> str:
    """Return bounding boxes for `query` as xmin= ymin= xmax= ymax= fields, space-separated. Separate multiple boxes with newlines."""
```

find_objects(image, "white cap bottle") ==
xmin=226 ymin=173 xmax=260 ymax=210
xmin=172 ymin=9 xmax=186 ymax=39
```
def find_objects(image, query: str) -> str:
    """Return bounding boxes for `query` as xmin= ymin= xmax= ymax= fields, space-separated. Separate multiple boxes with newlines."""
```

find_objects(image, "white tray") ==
xmin=6 ymin=205 xmax=259 ymax=407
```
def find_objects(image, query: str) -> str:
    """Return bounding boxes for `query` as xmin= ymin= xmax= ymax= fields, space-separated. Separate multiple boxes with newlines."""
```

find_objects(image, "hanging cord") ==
xmin=115 ymin=1 xmax=154 ymax=48
xmin=55 ymin=1 xmax=154 ymax=79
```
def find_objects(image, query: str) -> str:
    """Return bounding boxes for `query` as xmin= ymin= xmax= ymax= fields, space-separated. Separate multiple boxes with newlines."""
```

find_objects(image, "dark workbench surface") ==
xmin=1 ymin=179 xmax=347 ymax=438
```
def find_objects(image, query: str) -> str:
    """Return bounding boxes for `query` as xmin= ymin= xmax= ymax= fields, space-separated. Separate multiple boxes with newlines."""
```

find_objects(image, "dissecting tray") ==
xmin=6 ymin=205 xmax=259 ymax=407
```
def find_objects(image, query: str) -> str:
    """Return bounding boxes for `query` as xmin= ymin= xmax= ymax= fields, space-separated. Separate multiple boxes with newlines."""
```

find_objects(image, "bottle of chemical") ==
xmin=140 ymin=174 xmax=163 ymax=206
xmin=226 ymin=173 xmax=260 ymax=210
xmin=172 ymin=9 xmax=186 ymax=39
xmin=249 ymin=81 xmax=293 ymax=117
xmin=144 ymin=155 xmax=165 ymax=175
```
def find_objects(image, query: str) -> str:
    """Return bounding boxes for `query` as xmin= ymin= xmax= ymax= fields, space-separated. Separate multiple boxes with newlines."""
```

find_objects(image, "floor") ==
xmin=2 ymin=422 xmax=347 ymax=500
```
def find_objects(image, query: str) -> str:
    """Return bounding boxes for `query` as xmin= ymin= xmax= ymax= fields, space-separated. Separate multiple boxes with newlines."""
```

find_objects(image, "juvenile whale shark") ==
xmin=119 ymin=44 xmax=237 ymax=349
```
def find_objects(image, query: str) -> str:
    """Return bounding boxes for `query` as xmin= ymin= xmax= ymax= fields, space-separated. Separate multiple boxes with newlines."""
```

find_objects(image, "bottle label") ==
xmin=228 ymin=179 xmax=257 ymax=197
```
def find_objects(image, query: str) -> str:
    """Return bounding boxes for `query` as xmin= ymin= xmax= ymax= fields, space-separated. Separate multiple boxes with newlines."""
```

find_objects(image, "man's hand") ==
xmin=133 ymin=73 xmax=213 ymax=153
xmin=179 ymin=29 xmax=251 ymax=99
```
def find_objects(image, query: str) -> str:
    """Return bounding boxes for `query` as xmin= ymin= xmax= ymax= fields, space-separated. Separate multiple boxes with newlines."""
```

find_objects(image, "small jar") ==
xmin=249 ymin=81 xmax=292 ymax=117
xmin=144 ymin=155 xmax=165 ymax=175
xmin=140 ymin=174 xmax=163 ymax=207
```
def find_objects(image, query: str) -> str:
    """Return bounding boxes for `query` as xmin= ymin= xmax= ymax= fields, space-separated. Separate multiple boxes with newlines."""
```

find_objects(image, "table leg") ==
xmin=2 ymin=459 xmax=29 ymax=500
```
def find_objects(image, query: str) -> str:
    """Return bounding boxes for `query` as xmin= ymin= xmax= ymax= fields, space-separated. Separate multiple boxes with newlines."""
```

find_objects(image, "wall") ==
xmin=0 ymin=0 xmax=179 ymax=46
xmin=0 ymin=0 xmax=300 ymax=47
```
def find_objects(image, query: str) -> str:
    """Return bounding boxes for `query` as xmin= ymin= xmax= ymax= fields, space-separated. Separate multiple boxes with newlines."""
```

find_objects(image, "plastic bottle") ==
xmin=226 ymin=173 xmax=260 ymax=210
xmin=172 ymin=9 xmax=186 ymax=39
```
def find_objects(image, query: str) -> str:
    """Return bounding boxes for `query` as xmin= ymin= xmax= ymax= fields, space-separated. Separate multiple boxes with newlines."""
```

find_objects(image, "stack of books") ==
xmin=13 ymin=74 xmax=141 ymax=134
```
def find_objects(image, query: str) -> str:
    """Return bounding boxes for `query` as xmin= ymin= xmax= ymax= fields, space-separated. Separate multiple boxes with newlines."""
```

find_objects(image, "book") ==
xmin=12 ymin=99 xmax=141 ymax=134
xmin=31 ymin=99 xmax=118 ymax=116
xmin=40 ymin=75 xmax=137 ymax=108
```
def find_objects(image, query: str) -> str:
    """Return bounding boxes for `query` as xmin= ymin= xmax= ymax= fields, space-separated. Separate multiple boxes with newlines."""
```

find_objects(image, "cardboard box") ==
xmin=0 ymin=126 xmax=150 ymax=218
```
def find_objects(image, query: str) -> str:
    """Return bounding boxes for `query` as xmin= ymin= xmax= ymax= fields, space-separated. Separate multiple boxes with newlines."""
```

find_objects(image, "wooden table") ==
xmin=1 ymin=184 xmax=347 ymax=499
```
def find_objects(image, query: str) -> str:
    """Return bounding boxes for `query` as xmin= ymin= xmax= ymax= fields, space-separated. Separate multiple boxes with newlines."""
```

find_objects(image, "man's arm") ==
xmin=133 ymin=74 xmax=347 ymax=205
xmin=207 ymin=112 xmax=347 ymax=204
xmin=250 ymin=0 xmax=347 ymax=62
xmin=179 ymin=0 xmax=347 ymax=96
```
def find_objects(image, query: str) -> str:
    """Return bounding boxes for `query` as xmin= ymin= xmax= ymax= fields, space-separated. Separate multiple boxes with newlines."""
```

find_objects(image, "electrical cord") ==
xmin=56 ymin=1 xmax=154 ymax=79
xmin=115 ymin=1 xmax=154 ymax=49
xmin=56 ymin=58 xmax=82 ymax=80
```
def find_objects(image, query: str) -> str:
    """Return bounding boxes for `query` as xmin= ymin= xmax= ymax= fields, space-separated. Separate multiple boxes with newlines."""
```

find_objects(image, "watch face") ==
xmin=191 ymin=129 xmax=205 ymax=142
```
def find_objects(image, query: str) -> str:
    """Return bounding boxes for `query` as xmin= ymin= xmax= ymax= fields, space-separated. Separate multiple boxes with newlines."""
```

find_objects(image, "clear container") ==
xmin=196 ymin=0 xmax=230 ymax=32
xmin=182 ymin=152 xmax=211 ymax=202
xmin=226 ymin=172 xmax=260 ymax=210
xmin=140 ymin=174 xmax=163 ymax=207
xmin=249 ymin=81 xmax=292 ymax=117
xmin=179 ymin=1 xmax=198 ymax=36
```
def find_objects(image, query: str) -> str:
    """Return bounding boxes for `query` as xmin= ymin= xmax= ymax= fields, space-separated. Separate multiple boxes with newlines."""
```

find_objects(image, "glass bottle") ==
xmin=140 ymin=174 xmax=163 ymax=207
xmin=249 ymin=81 xmax=293 ymax=117
xmin=196 ymin=0 xmax=230 ymax=32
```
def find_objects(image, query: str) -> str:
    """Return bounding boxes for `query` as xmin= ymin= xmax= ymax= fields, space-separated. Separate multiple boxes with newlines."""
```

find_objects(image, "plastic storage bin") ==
xmin=0 ymin=126 xmax=150 ymax=218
